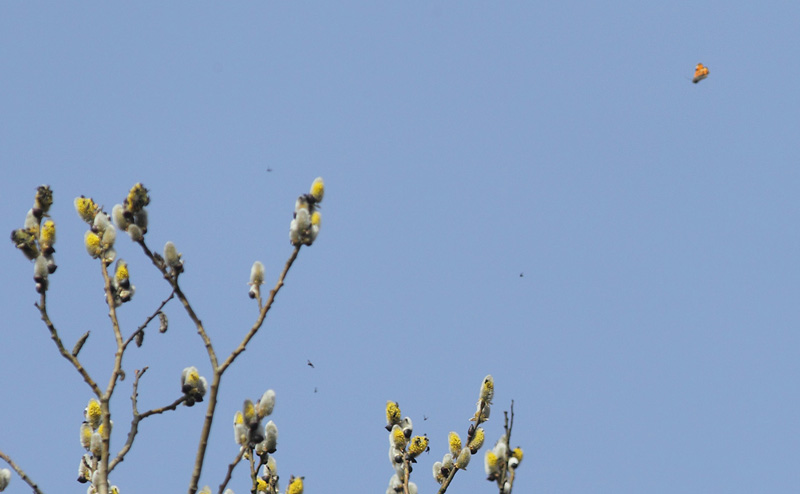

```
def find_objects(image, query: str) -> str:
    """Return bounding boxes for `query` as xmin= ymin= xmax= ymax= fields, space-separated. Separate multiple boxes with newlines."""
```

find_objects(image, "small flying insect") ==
xmin=692 ymin=63 xmax=709 ymax=83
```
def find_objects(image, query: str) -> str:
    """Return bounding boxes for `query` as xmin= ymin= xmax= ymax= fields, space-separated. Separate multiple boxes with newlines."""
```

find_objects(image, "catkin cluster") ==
xmin=230 ymin=390 xmax=303 ymax=494
xmin=477 ymin=374 xmax=524 ymax=494
xmin=77 ymin=398 xmax=121 ymax=494
xmin=180 ymin=366 xmax=208 ymax=407
xmin=75 ymin=185 xmax=148 ymax=305
xmin=430 ymin=375 xmax=494 ymax=488
xmin=483 ymin=435 xmax=523 ymax=493
xmin=289 ymin=177 xmax=324 ymax=246
xmin=10 ymin=185 xmax=58 ymax=292
xmin=111 ymin=182 xmax=150 ymax=242
xmin=384 ymin=400 xmax=424 ymax=494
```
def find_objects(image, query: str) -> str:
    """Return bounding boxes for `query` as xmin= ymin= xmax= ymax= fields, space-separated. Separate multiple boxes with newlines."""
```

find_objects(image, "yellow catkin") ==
xmin=287 ymin=477 xmax=303 ymax=494
xmin=448 ymin=431 xmax=462 ymax=457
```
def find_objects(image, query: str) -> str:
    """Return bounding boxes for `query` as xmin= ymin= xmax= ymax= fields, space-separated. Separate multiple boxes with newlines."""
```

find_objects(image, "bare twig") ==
xmin=123 ymin=289 xmax=175 ymax=350
xmin=248 ymin=447 xmax=258 ymax=489
xmin=109 ymin=367 xmax=186 ymax=472
xmin=35 ymin=292 xmax=101 ymax=397
xmin=218 ymin=447 xmax=246 ymax=494
xmin=0 ymin=450 xmax=44 ymax=494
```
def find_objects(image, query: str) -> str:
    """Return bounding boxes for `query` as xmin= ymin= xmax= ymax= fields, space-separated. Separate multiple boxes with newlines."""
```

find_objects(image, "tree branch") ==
xmin=437 ymin=466 xmax=458 ymax=494
xmin=189 ymin=245 xmax=302 ymax=494
xmin=137 ymin=239 xmax=219 ymax=370
xmin=97 ymin=258 xmax=126 ymax=494
xmin=123 ymin=289 xmax=175 ymax=350
xmin=218 ymin=447 xmax=246 ymax=494
xmin=35 ymin=292 xmax=101 ymax=397
xmin=219 ymin=245 xmax=301 ymax=374
xmin=109 ymin=367 xmax=187 ymax=472
xmin=0 ymin=450 xmax=44 ymax=494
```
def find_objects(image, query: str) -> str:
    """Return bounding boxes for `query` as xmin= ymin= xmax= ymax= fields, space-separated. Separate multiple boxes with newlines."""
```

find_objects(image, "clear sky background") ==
xmin=2 ymin=2 xmax=799 ymax=493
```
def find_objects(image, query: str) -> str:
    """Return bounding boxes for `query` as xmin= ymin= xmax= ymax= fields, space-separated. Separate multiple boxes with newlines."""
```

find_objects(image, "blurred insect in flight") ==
xmin=692 ymin=63 xmax=709 ymax=83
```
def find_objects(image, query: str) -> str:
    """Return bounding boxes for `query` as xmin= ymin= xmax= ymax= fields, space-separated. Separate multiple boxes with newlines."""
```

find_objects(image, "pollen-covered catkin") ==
xmin=448 ymin=431 xmax=462 ymax=457
xmin=243 ymin=399 xmax=258 ymax=428
xmin=233 ymin=412 xmax=247 ymax=446
xmin=485 ymin=449 xmax=500 ymax=478
xmin=287 ymin=476 xmax=303 ymax=494
xmin=80 ymin=422 xmax=92 ymax=450
xmin=468 ymin=427 xmax=485 ymax=453
xmin=385 ymin=401 xmax=401 ymax=430
xmin=390 ymin=424 xmax=407 ymax=450
xmin=85 ymin=231 xmax=102 ymax=258
xmin=510 ymin=447 xmax=523 ymax=468
xmin=408 ymin=435 xmax=429 ymax=459
xmin=309 ymin=177 xmax=324 ymax=203
xmin=125 ymin=183 xmax=150 ymax=213
xmin=85 ymin=398 xmax=102 ymax=429
xmin=75 ymin=196 xmax=98 ymax=224
xmin=39 ymin=219 xmax=56 ymax=253
xmin=480 ymin=374 xmax=494 ymax=404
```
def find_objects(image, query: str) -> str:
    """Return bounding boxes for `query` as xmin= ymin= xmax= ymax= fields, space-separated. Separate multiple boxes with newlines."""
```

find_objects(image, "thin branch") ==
xmin=35 ymin=292 xmax=101 ymax=397
xmin=137 ymin=239 xmax=219 ymax=370
xmin=218 ymin=245 xmax=301 ymax=374
xmin=188 ymin=370 xmax=221 ymax=494
xmin=175 ymin=282 xmax=218 ymax=367
xmin=190 ymin=246 xmax=302 ymax=494
xmin=102 ymin=259 xmax=126 ymax=398
xmin=437 ymin=466 xmax=458 ymax=494
xmin=218 ymin=447 xmax=246 ymax=494
xmin=254 ymin=454 xmax=268 ymax=491
xmin=123 ymin=289 xmax=175 ymax=350
xmin=0 ymin=450 xmax=44 ymax=494
xmin=97 ymin=258 xmax=125 ymax=494
xmin=248 ymin=447 xmax=257 ymax=491
xmin=403 ymin=457 xmax=412 ymax=494
xmin=109 ymin=367 xmax=187 ymax=472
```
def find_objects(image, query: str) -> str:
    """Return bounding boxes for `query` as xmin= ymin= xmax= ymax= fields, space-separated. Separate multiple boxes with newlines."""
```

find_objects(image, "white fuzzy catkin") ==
xmin=257 ymin=389 xmax=275 ymax=418
xmin=263 ymin=420 xmax=278 ymax=453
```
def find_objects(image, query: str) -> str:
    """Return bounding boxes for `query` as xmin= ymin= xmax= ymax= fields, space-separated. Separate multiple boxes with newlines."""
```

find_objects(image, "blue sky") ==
xmin=2 ymin=2 xmax=800 ymax=493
